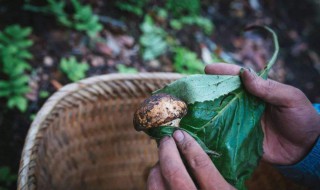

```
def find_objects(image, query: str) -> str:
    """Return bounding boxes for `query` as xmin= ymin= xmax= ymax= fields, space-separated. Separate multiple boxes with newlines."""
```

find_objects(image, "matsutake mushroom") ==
xmin=133 ymin=93 xmax=187 ymax=131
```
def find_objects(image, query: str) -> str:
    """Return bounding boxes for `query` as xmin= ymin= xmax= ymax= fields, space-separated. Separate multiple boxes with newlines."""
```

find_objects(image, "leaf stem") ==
xmin=245 ymin=26 xmax=280 ymax=79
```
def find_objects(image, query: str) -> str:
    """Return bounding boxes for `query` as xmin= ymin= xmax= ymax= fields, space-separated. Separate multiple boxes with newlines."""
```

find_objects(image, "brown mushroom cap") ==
xmin=133 ymin=93 xmax=187 ymax=131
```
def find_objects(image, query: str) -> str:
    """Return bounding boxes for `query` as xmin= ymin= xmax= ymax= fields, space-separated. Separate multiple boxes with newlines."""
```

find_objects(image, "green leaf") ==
xmin=39 ymin=90 xmax=50 ymax=98
xmin=170 ymin=19 xmax=182 ymax=30
xmin=17 ymin=50 xmax=33 ymax=59
xmin=0 ymin=166 xmax=17 ymax=185
xmin=11 ymin=75 xmax=29 ymax=87
xmin=0 ymin=81 xmax=10 ymax=89
xmin=59 ymin=56 xmax=89 ymax=82
xmin=156 ymin=75 xmax=241 ymax=104
xmin=0 ymin=90 xmax=11 ymax=97
xmin=0 ymin=167 xmax=10 ymax=181
xmin=14 ymin=39 xmax=33 ymax=49
xmin=13 ymin=86 xmax=30 ymax=94
xmin=172 ymin=47 xmax=205 ymax=74
xmin=117 ymin=64 xmax=138 ymax=74
xmin=7 ymin=96 xmax=28 ymax=112
xmin=145 ymin=26 xmax=279 ymax=189
xmin=153 ymin=79 xmax=263 ymax=189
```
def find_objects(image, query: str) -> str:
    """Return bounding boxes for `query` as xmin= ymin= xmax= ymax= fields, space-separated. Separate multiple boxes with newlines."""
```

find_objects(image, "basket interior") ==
xmin=32 ymin=77 xmax=174 ymax=190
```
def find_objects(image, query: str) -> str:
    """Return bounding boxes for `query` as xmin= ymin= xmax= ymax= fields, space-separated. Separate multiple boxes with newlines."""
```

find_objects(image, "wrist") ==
xmin=275 ymin=137 xmax=320 ymax=187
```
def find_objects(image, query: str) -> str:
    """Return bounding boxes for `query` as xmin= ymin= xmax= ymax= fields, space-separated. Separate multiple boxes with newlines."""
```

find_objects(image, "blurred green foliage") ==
xmin=59 ymin=56 xmax=89 ymax=82
xmin=117 ymin=64 xmax=138 ymax=74
xmin=170 ymin=16 xmax=214 ymax=35
xmin=0 ymin=166 xmax=17 ymax=190
xmin=140 ymin=15 xmax=168 ymax=61
xmin=24 ymin=0 xmax=102 ymax=37
xmin=0 ymin=25 xmax=33 ymax=112
xmin=166 ymin=0 xmax=200 ymax=16
xmin=115 ymin=0 xmax=149 ymax=16
xmin=173 ymin=47 xmax=204 ymax=74
xmin=135 ymin=0 xmax=212 ymax=73
xmin=39 ymin=90 xmax=50 ymax=99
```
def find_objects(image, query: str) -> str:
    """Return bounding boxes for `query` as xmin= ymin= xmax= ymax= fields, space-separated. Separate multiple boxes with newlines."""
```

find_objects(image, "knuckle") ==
xmin=160 ymin=157 xmax=181 ymax=177
xmin=189 ymin=154 xmax=211 ymax=170
xmin=291 ymin=87 xmax=304 ymax=98
xmin=287 ymin=87 xmax=307 ymax=105
xmin=265 ymin=80 xmax=276 ymax=93
xmin=260 ymin=79 xmax=276 ymax=98
xmin=248 ymin=73 xmax=261 ymax=89
xmin=180 ymin=139 xmax=194 ymax=153
xmin=162 ymin=162 xmax=181 ymax=179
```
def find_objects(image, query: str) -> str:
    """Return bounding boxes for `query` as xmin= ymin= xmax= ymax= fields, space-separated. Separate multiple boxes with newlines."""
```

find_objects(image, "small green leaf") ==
xmin=8 ymin=96 xmax=28 ymax=112
xmin=59 ymin=56 xmax=89 ymax=82
xmin=173 ymin=47 xmax=204 ymax=74
xmin=11 ymin=75 xmax=29 ymax=87
xmin=170 ymin=19 xmax=182 ymax=30
xmin=13 ymin=86 xmax=30 ymax=94
xmin=39 ymin=90 xmax=50 ymax=98
xmin=0 ymin=81 xmax=10 ymax=89
xmin=14 ymin=39 xmax=33 ymax=49
xmin=117 ymin=64 xmax=138 ymax=74
xmin=0 ymin=167 xmax=10 ymax=181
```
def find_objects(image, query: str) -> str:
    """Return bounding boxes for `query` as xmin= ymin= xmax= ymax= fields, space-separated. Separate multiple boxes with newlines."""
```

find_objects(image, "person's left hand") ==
xmin=147 ymin=130 xmax=235 ymax=190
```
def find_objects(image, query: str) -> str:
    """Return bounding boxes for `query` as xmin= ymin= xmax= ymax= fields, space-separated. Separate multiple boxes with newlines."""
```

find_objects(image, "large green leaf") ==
xmin=155 ymin=75 xmax=241 ymax=104
xmin=144 ymin=26 xmax=279 ymax=189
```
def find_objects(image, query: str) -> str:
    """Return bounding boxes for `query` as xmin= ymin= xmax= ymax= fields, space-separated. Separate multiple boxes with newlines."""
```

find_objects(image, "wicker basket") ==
xmin=18 ymin=73 xmax=306 ymax=190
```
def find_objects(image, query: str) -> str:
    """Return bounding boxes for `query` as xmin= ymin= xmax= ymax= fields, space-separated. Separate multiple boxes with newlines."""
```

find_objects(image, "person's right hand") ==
xmin=205 ymin=63 xmax=320 ymax=165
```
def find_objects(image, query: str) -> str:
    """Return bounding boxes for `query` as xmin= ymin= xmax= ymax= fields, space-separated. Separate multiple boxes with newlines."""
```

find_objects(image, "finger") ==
xmin=147 ymin=163 xmax=166 ymax=190
xmin=205 ymin=63 xmax=242 ymax=75
xmin=158 ymin=136 xmax=197 ymax=190
xmin=173 ymin=130 xmax=235 ymax=190
xmin=240 ymin=69 xmax=307 ymax=107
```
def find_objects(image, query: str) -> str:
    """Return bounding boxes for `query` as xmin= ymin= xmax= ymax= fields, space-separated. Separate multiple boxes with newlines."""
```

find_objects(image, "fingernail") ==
xmin=173 ymin=130 xmax=184 ymax=142
xmin=240 ymin=67 xmax=248 ymax=75
xmin=240 ymin=68 xmax=244 ymax=74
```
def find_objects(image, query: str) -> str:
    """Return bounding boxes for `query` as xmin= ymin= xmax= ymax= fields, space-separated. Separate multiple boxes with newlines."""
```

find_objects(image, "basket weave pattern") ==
xmin=18 ymin=73 xmax=306 ymax=190
xmin=18 ymin=73 xmax=182 ymax=190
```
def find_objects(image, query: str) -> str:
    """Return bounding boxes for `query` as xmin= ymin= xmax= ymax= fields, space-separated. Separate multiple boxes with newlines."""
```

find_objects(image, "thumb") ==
xmin=240 ymin=69 xmax=305 ymax=107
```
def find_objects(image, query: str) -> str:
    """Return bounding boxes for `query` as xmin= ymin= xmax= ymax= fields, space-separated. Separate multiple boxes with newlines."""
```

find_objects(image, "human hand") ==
xmin=147 ymin=130 xmax=235 ymax=190
xmin=205 ymin=63 xmax=320 ymax=165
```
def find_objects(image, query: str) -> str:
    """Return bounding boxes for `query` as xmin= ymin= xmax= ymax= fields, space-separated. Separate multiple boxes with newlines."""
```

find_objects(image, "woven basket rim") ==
xmin=18 ymin=72 xmax=183 ymax=189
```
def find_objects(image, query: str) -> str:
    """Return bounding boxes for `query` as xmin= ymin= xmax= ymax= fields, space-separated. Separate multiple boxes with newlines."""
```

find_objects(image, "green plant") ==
xmin=0 ymin=166 xmax=17 ymax=190
xmin=59 ymin=56 xmax=89 ymax=82
xmin=71 ymin=0 xmax=103 ymax=37
xmin=173 ymin=47 xmax=204 ymax=74
xmin=140 ymin=15 xmax=168 ymax=61
xmin=24 ymin=0 xmax=103 ymax=37
xmin=39 ymin=90 xmax=50 ymax=98
xmin=166 ymin=0 xmax=200 ymax=16
xmin=117 ymin=64 xmax=138 ymax=74
xmin=115 ymin=0 xmax=149 ymax=16
xmin=0 ymin=25 xmax=33 ymax=112
xmin=170 ymin=16 xmax=214 ymax=35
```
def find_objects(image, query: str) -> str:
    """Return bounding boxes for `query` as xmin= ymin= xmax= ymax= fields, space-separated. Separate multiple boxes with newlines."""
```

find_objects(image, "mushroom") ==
xmin=133 ymin=93 xmax=188 ymax=131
